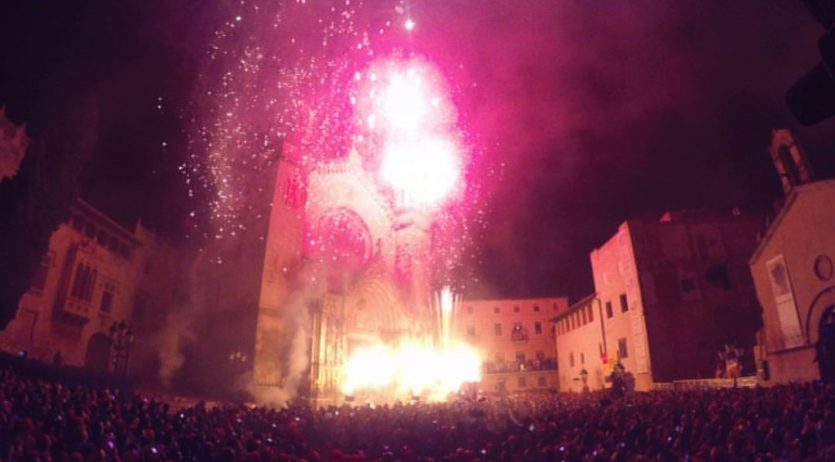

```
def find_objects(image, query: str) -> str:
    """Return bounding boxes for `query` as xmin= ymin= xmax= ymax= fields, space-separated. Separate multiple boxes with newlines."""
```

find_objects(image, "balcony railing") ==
xmin=482 ymin=358 xmax=557 ymax=374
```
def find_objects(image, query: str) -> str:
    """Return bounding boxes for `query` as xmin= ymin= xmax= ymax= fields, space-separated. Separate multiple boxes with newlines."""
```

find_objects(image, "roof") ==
xmin=552 ymin=293 xmax=596 ymax=322
xmin=73 ymin=199 xmax=143 ymax=246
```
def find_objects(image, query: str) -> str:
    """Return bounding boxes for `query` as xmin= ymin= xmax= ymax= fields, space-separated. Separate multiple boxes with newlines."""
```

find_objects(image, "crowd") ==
xmin=1 ymin=361 xmax=835 ymax=461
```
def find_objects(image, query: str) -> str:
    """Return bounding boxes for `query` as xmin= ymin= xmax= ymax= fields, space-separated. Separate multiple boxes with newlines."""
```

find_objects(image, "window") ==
xmin=100 ymin=283 xmax=115 ymax=313
xmin=534 ymin=322 xmax=542 ymax=335
xmin=30 ymin=254 xmax=51 ymax=291
xmin=494 ymin=306 xmax=500 ymax=314
xmin=581 ymin=308 xmax=588 ymax=324
xmin=512 ymin=323 xmax=527 ymax=341
xmin=466 ymin=326 xmax=475 ymax=336
xmin=513 ymin=305 xmax=520 ymax=313
xmin=537 ymin=376 xmax=547 ymax=387
xmin=618 ymin=337 xmax=629 ymax=359
xmin=516 ymin=351 xmax=525 ymax=362
xmin=533 ymin=304 xmax=540 ymax=312
xmin=587 ymin=304 xmax=594 ymax=322
xmin=706 ymin=265 xmax=731 ymax=290
xmin=467 ymin=305 xmax=474 ymax=314
xmin=619 ymin=293 xmax=629 ymax=312
xmin=107 ymin=236 xmax=120 ymax=253
xmin=696 ymin=235 xmax=708 ymax=261
xmin=569 ymin=351 xmax=575 ymax=367
xmin=605 ymin=301 xmax=613 ymax=318
xmin=569 ymin=315 xmax=575 ymax=330
xmin=536 ymin=350 xmax=545 ymax=360
xmin=580 ymin=352 xmax=585 ymax=364
xmin=518 ymin=376 xmax=526 ymax=388
xmin=680 ymin=279 xmax=696 ymax=292
xmin=494 ymin=323 xmax=502 ymax=336
xmin=70 ymin=263 xmax=96 ymax=302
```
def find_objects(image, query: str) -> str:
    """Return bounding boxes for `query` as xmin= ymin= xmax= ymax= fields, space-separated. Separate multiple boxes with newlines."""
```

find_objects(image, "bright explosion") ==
xmin=357 ymin=59 xmax=462 ymax=208
xmin=342 ymin=287 xmax=480 ymax=402
xmin=342 ymin=341 xmax=482 ymax=402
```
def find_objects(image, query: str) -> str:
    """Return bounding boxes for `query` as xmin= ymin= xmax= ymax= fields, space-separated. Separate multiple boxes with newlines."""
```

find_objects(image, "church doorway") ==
xmin=818 ymin=305 xmax=835 ymax=382
xmin=84 ymin=333 xmax=111 ymax=372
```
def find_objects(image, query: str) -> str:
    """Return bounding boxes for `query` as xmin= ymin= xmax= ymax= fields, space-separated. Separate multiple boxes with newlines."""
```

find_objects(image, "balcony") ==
xmin=482 ymin=358 xmax=557 ymax=374
xmin=54 ymin=296 xmax=92 ymax=325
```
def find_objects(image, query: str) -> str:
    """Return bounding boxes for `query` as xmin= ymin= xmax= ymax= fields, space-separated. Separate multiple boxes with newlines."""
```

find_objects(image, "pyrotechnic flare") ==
xmin=355 ymin=59 xmax=463 ymax=209
xmin=434 ymin=285 xmax=460 ymax=350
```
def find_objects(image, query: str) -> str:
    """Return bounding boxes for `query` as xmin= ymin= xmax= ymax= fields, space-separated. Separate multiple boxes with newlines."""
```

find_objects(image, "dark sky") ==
xmin=3 ymin=0 xmax=835 ymax=302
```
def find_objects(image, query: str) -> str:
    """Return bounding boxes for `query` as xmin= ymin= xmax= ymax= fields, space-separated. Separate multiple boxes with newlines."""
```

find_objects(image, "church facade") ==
xmin=253 ymin=143 xmax=438 ymax=404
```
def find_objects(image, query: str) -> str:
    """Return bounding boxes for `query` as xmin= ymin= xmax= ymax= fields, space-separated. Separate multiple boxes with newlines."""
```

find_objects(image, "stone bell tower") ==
xmin=769 ymin=128 xmax=815 ymax=195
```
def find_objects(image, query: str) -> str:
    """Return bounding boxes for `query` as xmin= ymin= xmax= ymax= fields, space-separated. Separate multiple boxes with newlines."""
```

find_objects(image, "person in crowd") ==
xmin=1 ymin=357 xmax=834 ymax=461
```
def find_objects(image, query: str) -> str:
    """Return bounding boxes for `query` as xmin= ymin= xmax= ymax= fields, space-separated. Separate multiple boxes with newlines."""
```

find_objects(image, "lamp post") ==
xmin=109 ymin=321 xmax=134 ymax=376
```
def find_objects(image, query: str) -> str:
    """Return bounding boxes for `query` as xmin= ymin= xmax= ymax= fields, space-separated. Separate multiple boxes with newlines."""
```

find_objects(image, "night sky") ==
xmin=3 ymin=0 xmax=835 ymax=302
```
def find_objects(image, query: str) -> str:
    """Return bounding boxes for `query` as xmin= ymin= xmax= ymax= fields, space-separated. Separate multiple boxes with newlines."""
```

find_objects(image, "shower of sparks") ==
xmin=183 ymin=0 xmax=490 ymax=286
xmin=354 ymin=59 xmax=462 ymax=208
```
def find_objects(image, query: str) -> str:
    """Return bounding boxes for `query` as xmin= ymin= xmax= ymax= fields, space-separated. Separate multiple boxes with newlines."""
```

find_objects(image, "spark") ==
xmin=342 ymin=340 xmax=481 ymax=401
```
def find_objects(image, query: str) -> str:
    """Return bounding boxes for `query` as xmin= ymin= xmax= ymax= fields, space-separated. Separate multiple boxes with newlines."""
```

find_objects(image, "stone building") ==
xmin=454 ymin=297 xmax=565 ymax=394
xmin=556 ymin=209 xmax=761 ymax=391
xmin=749 ymin=129 xmax=835 ymax=384
xmin=0 ymin=106 xmax=29 ymax=180
xmin=254 ymin=143 xmax=440 ymax=404
xmin=555 ymin=294 xmax=606 ymax=392
xmin=0 ymin=199 xmax=145 ymax=370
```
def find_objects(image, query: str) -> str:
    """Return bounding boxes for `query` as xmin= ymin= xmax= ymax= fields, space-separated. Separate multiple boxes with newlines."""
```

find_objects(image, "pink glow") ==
xmin=380 ymin=137 xmax=460 ymax=207
xmin=357 ymin=59 xmax=464 ymax=208
xmin=380 ymin=70 xmax=429 ymax=134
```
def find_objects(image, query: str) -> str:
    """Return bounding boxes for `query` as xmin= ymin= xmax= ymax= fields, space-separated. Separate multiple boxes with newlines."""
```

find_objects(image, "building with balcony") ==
xmin=454 ymin=297 xmax=567 ymax=394
xmin=0 ymin=199 xmax=146 ymax=371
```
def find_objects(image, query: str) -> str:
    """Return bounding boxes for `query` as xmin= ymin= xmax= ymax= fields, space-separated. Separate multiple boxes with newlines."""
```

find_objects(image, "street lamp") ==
xmin=109 ymin=321 xmax=134 ymax=376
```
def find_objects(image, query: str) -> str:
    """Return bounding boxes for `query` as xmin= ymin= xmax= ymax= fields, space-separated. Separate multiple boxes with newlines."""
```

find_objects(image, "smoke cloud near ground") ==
xmin=245 ymin=288 xmax=314 ymax=406
xmin=156 ymin=312 xmax=194 ymax=387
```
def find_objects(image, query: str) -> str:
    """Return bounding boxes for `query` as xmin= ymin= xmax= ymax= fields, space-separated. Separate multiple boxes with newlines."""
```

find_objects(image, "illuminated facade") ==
xmin=254 ymin=144 xmax=436 ymax=404
xmin=0 ymin=199 xmax=145 ymax=370
xmin=556 ymin=294 xmax=606 ymax=392
xmin=454 ymin=297 xmax=565 ymax=393
xmin=749 ymin=130 xmax=835 ymax=384
xmin=557 ymin=210 xmax=761 ymax=391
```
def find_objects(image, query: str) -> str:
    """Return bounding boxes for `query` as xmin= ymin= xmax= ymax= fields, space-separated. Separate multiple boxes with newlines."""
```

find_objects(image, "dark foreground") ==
xmin=1 ymin=363 xmax=834 ymax=461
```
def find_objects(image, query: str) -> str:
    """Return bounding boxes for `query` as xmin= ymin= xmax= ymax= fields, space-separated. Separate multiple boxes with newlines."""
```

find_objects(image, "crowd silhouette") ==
xmin=1 ymin=359 xmax=834 ymax=461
